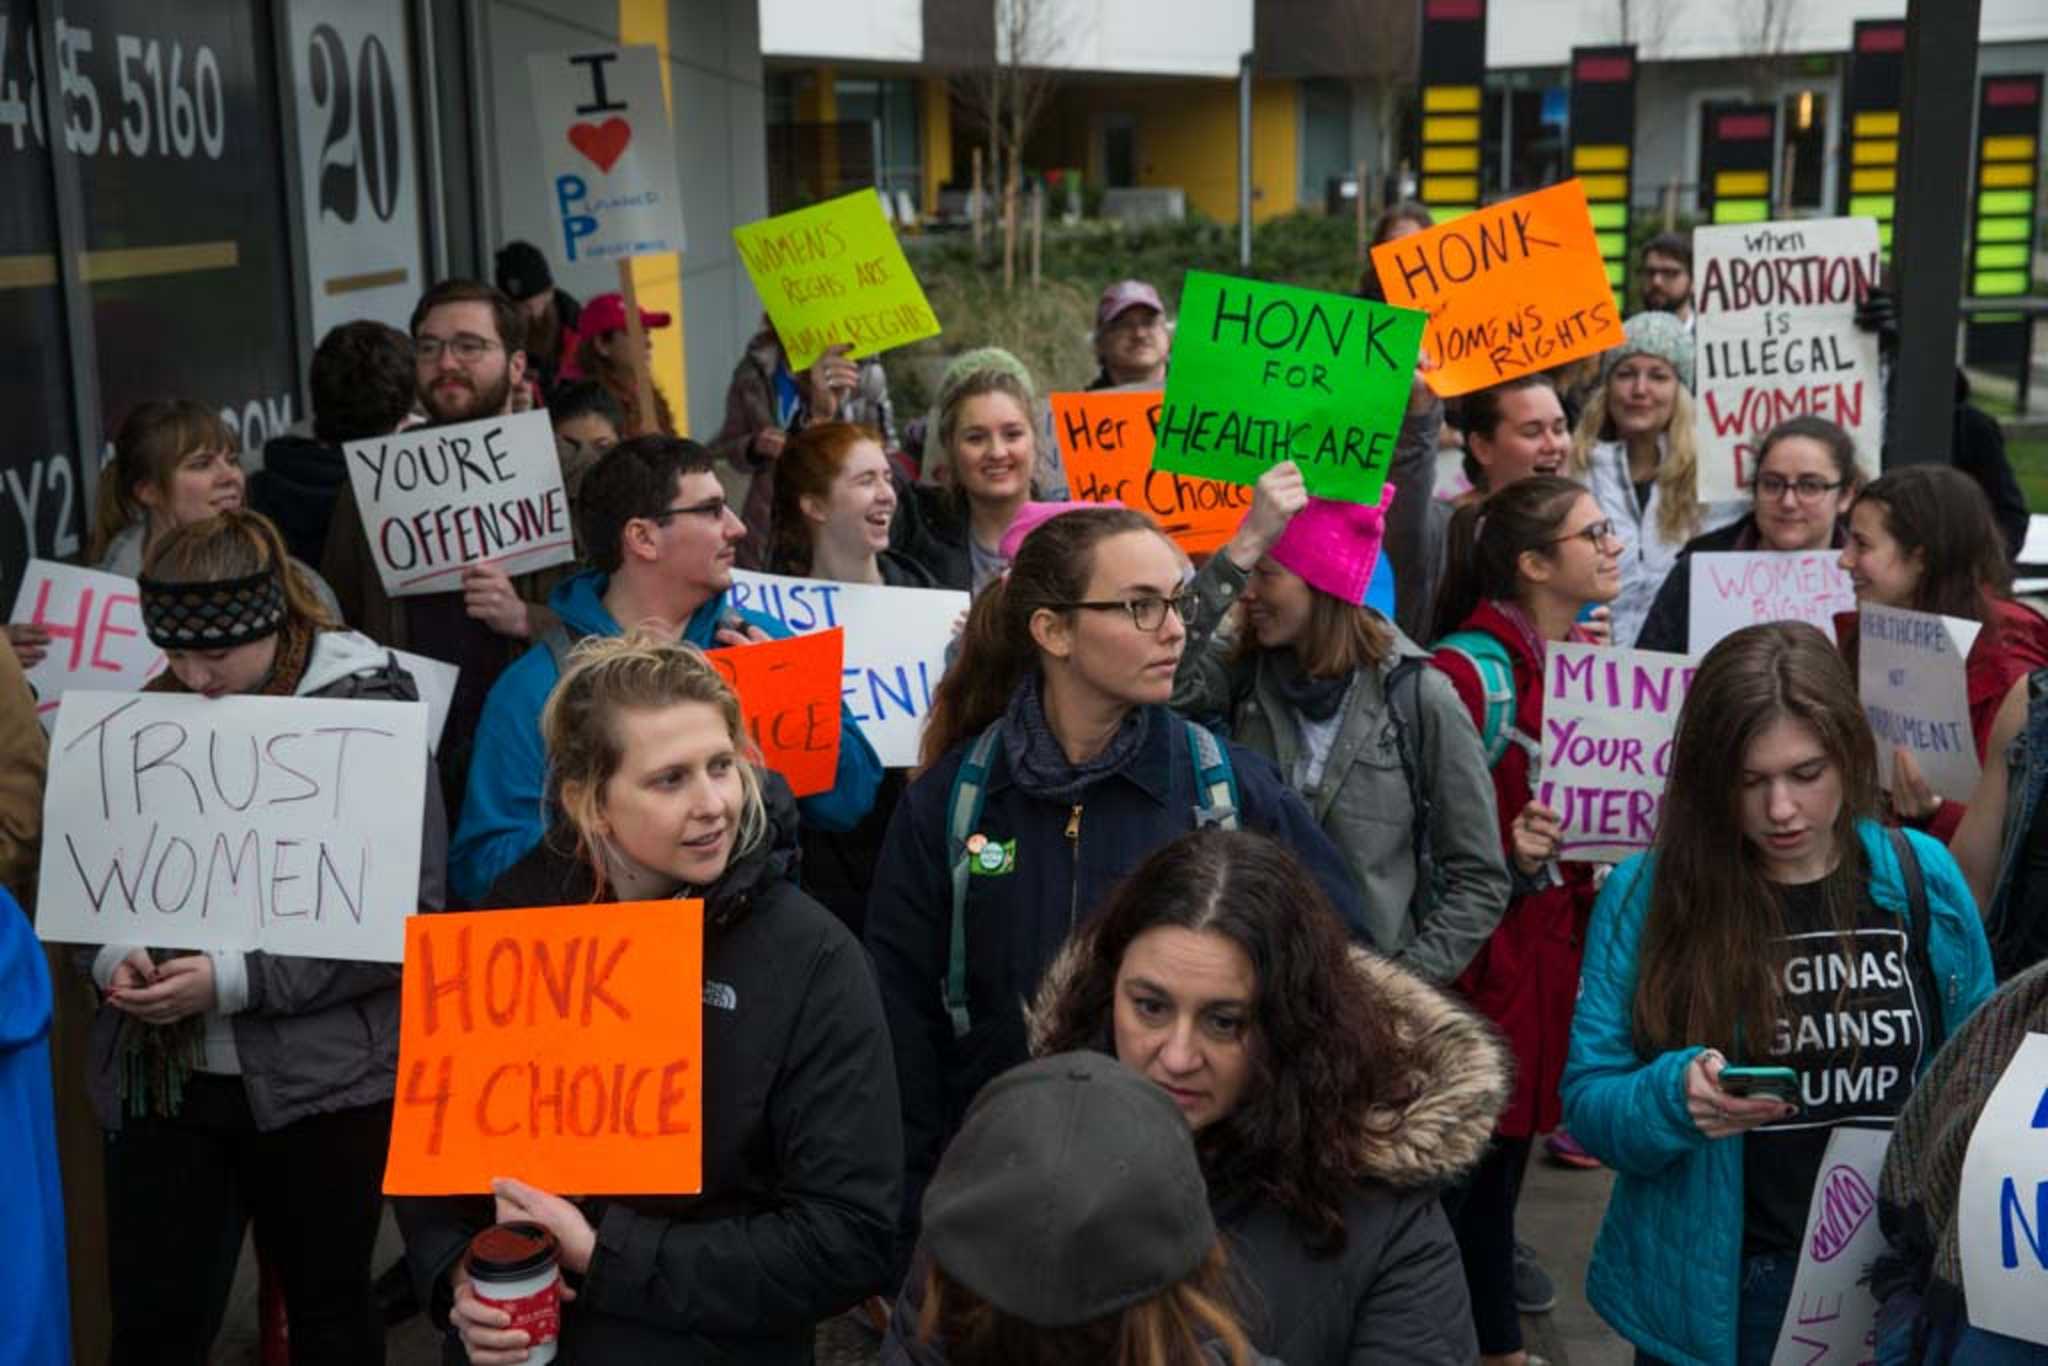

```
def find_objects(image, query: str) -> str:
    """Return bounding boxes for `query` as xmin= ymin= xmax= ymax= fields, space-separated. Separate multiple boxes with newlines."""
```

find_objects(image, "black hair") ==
xmin=575 ymin=434 xmax=718 ymax=575
xmin=548 ymin=380 xmax=625 ymax=432
xmin=310 ymin=321 xmax=416 ymax=445
xmin=410 ymin=279 xmax=526 ymax=354
xmin=1640 ymin=231 xmax=1691 ymax=272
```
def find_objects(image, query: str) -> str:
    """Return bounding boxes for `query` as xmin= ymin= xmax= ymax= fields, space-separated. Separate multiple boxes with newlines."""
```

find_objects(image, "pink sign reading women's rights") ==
xmin=1535 ymin=642 xmax=1699 ymax=864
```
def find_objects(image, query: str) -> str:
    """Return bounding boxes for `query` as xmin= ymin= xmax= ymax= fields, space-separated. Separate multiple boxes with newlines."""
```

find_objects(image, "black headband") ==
xmin=137 ymin=569 xmax=288 ymax=650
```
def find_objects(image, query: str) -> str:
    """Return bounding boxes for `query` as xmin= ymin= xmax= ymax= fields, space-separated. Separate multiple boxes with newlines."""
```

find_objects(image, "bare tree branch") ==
xmin=952 ymin=0 xmax=1071 ymax=289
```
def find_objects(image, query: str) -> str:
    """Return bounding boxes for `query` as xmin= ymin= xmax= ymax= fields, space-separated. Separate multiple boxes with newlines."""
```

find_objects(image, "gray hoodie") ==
xmin=85 ymin=629 xmax=447 ymax=1130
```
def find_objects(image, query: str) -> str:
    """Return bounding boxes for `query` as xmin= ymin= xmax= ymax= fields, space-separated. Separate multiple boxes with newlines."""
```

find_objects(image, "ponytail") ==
xmin=89 ymin=461 xmax=135 ymax=562
xmin=1428 ymin=475 xmax=1587 ymax=639
xmin=918 ymin=505 xmax=1163 ymax=771
xmin=143 ymin=509 xmax=337 ymax=632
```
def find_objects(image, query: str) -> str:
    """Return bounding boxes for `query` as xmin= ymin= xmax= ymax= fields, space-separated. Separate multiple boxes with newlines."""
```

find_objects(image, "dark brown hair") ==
xmin=1632 ymin=622 xmax=1877 ymax=1057
xmin=1428 ymin=474 xmax=1588 ymax=638
xmin=769 ymin=421 xmax=884 ymax=574
xmin=142 ymin=509 xmax=337 ymax=632
xmin=1754 ymin=415 xmax=1862 ymax=493
xmin=919 ymin=506 xmax=1166 ymax=769
xmin=1851 ymin=465 xmax=2011 ymax=622
xmin=1460 ymin=375 xmax=1566 ymax=490
xmin=916 ymin=1242 xmax=1257 ymax=1366
xmin=410 ymin=279 xmax=525 ymax=354
xmin=1034 ymin=828 xmax=1410 ymax=1255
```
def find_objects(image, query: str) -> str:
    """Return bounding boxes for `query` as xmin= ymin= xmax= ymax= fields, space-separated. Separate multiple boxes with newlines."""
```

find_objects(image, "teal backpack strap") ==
xmin=1184 ymin=721 xmax=1240 ymax=831
xmin=944 ymin=721 xmax=1006 ymax=1038
xmin=1436 ymin=629 xmax=1521 ymax=769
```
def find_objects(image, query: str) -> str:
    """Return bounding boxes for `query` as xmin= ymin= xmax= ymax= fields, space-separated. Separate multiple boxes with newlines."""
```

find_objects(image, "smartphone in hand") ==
xmin=1718 ymin=1065 xmax=1799 ymax=1105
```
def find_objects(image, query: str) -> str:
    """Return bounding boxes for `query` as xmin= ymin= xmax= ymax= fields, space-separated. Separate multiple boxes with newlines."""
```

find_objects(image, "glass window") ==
xmin=1781 ymin=88 xmax=1828 ymax=210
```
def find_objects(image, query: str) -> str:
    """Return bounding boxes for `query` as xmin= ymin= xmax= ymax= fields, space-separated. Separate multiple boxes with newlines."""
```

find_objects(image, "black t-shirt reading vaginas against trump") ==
xmin=1741 ymin=878 xmax=1928 ymax=1258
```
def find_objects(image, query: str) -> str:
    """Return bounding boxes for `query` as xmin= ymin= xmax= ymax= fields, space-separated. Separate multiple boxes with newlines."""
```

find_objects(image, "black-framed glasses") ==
xmin=1548 ymin=519 xmax=1618 ymax=549
xmin=1058 ymin=592 xmax=1199 ymax=631
xmin=645 ymin=497 xmax=729 ymax=524
xmin=1755 ymin=474 xmax=1846 ymax=502
xmin=414 ymin=333 xmax=501 ymax=363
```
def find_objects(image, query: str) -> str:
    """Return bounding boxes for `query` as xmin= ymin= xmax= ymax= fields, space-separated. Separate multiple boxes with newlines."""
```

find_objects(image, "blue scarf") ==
xmin=1001 ymin=672 xmax=1151 ymax=803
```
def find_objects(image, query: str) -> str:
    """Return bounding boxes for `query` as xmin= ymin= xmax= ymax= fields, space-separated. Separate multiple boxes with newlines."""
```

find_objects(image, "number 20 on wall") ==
xmin=306 ymin=23 xmax=401 ymax=224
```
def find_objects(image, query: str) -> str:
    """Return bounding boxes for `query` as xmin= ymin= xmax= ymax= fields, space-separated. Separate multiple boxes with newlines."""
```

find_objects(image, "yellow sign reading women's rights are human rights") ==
xmin=732 ymin=189 xmax=941 ymax=371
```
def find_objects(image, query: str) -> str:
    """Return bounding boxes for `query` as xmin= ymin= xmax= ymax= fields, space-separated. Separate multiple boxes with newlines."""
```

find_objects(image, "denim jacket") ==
xmin=1985 ymin=669 xmax=2048 ymax=978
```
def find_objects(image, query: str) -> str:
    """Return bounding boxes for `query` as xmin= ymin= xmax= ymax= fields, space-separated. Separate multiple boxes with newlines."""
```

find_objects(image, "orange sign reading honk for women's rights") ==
xmin=1370 ymin=179 xmax=1623 ymax=397
xmin=383 ymin=902 xmax=705 ymax=1196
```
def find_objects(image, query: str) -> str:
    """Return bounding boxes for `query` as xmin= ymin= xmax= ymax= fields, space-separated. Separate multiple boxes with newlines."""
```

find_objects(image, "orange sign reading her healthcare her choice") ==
xmin=705 ymin=627 xmax=844 ymax=798
xmin=1369 ymin=179 xmax=1623 ymax=397
xmin=383 ymin=901 xmax=705 ymax=1196
xmin=1049 ymin=391 xmax=1250 ymax=555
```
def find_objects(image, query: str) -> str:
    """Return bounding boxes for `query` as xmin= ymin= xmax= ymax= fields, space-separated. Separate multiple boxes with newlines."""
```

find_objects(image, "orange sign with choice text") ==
xmin=706 ymin=627 xmax=844 ymax=797
xmin=383 ymin=901 xmax=705 ymax=1196
xmin=1050 ymin=391 xmax=1250 ymax=555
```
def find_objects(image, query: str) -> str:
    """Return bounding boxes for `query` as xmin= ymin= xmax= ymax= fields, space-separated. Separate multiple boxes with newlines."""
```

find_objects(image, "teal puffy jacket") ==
xmin=1561 ymin=821 xmax=1995 ymax=1366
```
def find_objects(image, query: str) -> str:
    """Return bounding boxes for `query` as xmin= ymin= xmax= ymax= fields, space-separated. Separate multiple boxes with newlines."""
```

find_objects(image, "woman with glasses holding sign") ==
xmin=396 ymin=631 xmax=901 ymax=1364
xmin=1170 ymin=462 xmax=1511 ymax=987
xmin=865 ymin=505 xmax=1365 ymax=1266
xmin=1634 ymin=415 xmax=1863 ymax=654
xmin=1567 ymin=313 xmax=1746 ymax=647
xmin=1562 ymin=622 xmax=1993 ymax=1366
xmin=93 ymin=509 xmax=443 ymax=1365
xmin=1835 ymin=465 xmax=2048 ymax=840
xmin=1426 ymin=475 xmax=1621 ymax=1366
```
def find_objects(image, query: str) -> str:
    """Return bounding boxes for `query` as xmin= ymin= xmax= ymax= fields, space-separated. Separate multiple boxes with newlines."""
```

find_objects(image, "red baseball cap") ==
xmin=579 ymin=292 xmax=673 ymax=336
xmin=1095 ymin=279 xmax=1165 ymax=329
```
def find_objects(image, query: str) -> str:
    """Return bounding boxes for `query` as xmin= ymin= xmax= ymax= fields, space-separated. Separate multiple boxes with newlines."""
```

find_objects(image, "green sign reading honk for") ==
xmin=1153 ymin=271 xmax=1426 ymax=506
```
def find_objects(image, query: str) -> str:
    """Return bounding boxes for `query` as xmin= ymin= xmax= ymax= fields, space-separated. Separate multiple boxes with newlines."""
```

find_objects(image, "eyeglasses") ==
xmin=645 ymin=497 xmax=730 ymax=524
xmin=1755 ymin=475 xmax=1846 ymax=502
xmin=1058 ymin=592 xmax=1199 ymax=632
xmin=1548 ymin=519 xmax=1618 ymax=549
xmin=414 ymin=333 xmax=501 ymax=363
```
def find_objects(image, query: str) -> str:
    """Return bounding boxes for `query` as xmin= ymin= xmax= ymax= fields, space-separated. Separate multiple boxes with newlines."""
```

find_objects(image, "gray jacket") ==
xmin=1174 ymin=557 xmax=1509 ymax=985
xmin=86 ymin=629 xmax=447 ymax=1131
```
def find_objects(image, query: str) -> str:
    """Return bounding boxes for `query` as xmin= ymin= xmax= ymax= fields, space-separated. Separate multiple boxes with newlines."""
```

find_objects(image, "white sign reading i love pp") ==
xmin=529 ymin=46 xmax=686 ymax=264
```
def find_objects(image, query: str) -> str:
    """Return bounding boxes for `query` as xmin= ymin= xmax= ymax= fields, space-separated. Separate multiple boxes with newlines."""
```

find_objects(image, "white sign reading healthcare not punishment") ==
xmin=728 ymin=569 xmax=968 ymax=768
xmin=342 ymin=409 xmax=574 ymax=599
xmin=1857 ymin=603 xmax=1983 ymax=803
xmin=36 ymin=692 xmax=428 ymax=963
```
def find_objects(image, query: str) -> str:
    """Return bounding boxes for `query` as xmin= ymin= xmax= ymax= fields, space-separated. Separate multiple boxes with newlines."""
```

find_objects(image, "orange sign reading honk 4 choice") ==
xmin=383 ymin=901 xmax=705 ymax=1196
xmin=1369 ymin=179 xmax=1623 ymax=397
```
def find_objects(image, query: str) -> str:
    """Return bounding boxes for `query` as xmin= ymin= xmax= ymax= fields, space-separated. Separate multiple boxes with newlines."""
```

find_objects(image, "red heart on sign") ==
xmin=567 ymin=117 xmax=632 ymax=173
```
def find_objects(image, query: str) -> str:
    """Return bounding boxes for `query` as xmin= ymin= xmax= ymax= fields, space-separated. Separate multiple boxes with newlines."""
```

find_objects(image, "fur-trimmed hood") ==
xmin=1026 ymin=942 xmax=1511 ymax=1190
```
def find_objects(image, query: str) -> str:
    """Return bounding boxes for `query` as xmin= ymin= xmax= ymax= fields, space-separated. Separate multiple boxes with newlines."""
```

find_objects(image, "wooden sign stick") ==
xmin=616 ymin=259 xmax=658 ymax=435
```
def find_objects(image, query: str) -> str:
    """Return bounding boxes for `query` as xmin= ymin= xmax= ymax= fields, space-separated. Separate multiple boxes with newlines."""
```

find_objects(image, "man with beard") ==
xmin=1636 ymin=232 xmax=1696 ymax=327
xmin=322 ymin=280 xmax=557 ymax=825
xmin=495 ymin=240 xmax=580 ymax=395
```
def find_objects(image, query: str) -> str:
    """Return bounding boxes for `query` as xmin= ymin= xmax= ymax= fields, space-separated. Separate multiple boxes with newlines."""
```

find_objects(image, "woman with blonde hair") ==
xmin=94 ymin=509 xmax=442 ymax=1364
xmin=900 ymin=348 xmax=1066 ymax=591
xmin=1568 ymin=312 xmax=1744 ymax=645
xmin=395 ymin=631 xmax=901 ymax=1364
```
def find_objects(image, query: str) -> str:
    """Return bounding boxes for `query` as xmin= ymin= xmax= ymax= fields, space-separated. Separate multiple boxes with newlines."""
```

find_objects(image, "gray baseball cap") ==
xmin=922 ymin=1051 xmax=1215 ymax=1327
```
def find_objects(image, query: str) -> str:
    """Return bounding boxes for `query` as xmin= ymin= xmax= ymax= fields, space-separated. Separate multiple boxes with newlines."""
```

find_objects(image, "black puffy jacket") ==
xmin=394 ymin=775 xmax=903 ymax=1363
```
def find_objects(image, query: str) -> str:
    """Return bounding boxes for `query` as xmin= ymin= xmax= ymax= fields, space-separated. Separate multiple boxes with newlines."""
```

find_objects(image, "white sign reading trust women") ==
xmin=728 ymin=569 xmax=968 ymax=768
xmin=36 ymin=692 xmax=428 ymax=962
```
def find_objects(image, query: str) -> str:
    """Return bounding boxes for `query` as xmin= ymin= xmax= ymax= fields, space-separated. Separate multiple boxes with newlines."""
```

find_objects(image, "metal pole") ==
xmin=462 ymin=0 xmax=498 ymax=273
xmin=38 ymin=0 xmax=103 ymax=556
xmin=416 ymin=0 xmax=451 ymax=284
xmin=1238 ymin=51 xmax=1252 ymax=268
xmin=1888 ymin=0 xmax=1981 ymax=465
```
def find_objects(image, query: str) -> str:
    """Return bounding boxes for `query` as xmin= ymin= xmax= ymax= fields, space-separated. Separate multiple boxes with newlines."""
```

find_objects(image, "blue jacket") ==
xmin=0 ymin=891 xmax=70 ymax=1366
xmin=1562 ymin=822 xmax=1995 ymax=1366
xmin=864 ymin=703 xmax=1367 ymax=1245
xmin=449 ymin=570 xmax=883 ymax=903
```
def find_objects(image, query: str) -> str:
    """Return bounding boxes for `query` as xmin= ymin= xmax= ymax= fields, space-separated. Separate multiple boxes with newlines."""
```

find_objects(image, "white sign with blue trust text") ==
xmin=1959 ymin=1031 xmax=2048 ymax=1345
xmin=728 ymin=570 xmax=967 ymax=768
